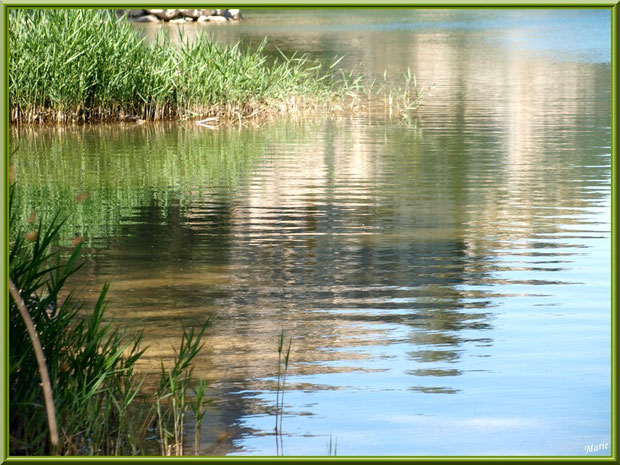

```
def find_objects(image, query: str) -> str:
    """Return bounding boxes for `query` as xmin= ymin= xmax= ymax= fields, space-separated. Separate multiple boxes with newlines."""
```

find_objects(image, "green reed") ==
xmin=190 ymin=379 xmax=210 ymax=456
xmin=9 ymin=9 xmax=357 ymax=124
xmin=328 ymin=434 xmax=338 ymax=456
xmin=9 ymin=183 xmax=146 ymax=455
xmin=155 ymin=322 xmax=209 ymax=456
xmin=9 ymin=182 xmax=211 ymax=455
xmin=275 ymin=330 xmax=292 ymax=455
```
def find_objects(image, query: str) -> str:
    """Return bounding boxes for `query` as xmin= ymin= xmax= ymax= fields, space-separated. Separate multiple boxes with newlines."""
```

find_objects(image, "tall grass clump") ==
xmin=9 ymin=184 xmax=146 ymax=455
xmin=9 ymin=182 xmax=211 ymax=456
xmin=9 ymin=9 xmax=360 ymax=124
xmin=154 ymin=323 xmax=209 ymax=456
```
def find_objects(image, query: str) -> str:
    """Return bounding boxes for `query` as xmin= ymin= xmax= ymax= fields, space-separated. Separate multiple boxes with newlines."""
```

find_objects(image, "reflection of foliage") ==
xmin=10 ymin=124 xmax=266 ymax=245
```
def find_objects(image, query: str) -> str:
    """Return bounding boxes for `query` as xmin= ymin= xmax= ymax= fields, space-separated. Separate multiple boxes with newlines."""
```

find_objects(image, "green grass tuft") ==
xmin=9 ymin=183 xmax=211 ymax=455
xmin=9 ymin=9 xmax=357 ymax=124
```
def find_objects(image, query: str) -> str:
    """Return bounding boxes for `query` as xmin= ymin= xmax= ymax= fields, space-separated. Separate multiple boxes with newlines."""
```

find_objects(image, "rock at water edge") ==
xmin=146 ymin=9 xmax=181 ymax=21
xmin=134 ymin=14 xmax=160 ymax=23
xmin=180 ymin=9 xmax=201 ymax=19
xmin=207 ymin=15 xmax=229 ymax=23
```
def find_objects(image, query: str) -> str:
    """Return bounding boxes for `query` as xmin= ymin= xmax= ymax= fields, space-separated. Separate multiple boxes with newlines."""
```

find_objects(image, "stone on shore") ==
xmin=116 ymin=9 xmax=146 ymax=18
xmin=128 ymin=9 xmax=146 ymax=18
xmin=224 ymin=9 xmax=243 ymax=20
xmin=206 ymin=15 xmax=229 ymax=23
xmin=133 ymin=14 xmax=160 ymax=23
xmin=146 ymin=9 xmax=181 ymax=21
xmin=180 ymin=9 xmax=202 ymax=19
xmin=122 ymin=8 xmax=242 ymax=24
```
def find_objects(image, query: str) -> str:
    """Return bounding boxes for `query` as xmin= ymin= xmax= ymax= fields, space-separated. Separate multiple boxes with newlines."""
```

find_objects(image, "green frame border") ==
xmin=1 ymin=3 xmax=617 ymax=463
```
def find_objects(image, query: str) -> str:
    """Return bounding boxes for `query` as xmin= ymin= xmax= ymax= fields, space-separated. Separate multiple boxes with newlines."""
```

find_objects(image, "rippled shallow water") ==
xmin=11 ymin=9 xmax=611 ymax=456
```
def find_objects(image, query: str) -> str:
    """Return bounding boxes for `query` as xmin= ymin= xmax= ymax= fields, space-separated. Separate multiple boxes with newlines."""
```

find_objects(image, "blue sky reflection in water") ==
xmin=11 ymin=9 xmax=611 ymax=456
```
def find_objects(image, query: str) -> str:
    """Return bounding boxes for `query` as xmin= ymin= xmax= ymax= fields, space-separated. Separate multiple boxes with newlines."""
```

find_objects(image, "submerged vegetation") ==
xmin=9 ymin=9 xmax=362 ymax=124
xmin=9 ymin=184 xmax=211 ymax=455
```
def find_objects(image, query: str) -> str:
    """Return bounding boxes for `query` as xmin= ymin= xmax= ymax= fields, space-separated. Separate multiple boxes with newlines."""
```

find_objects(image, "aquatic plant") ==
xmin=155 ymin=322 xmax=209 ymax=456
xmin=190 ymin=379 xmax=210 ymax=456
xmin=327 ymin=434 xmax=338 ymax=456
xmin=8 ymin=9 xmax=361 ymax=124
xmin=9 ymin=9 xmax=428 ymax=125
xmin=9 ymin=182 xmax=211 ymax=455
xmin=9 ymin=184 xmax=146 ymax=455
xmin=361 ymin=68 xmax=433 ymax=120
xmin=275 ymin=330 xmax=292 ymax=455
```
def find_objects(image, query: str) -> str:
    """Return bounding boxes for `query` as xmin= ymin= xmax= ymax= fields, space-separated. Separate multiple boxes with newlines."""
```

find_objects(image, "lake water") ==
xmin=10 ymin=9 xmax=612 ymax=456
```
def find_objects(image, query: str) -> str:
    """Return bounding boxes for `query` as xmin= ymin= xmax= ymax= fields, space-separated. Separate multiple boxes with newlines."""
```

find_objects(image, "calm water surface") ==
xmin=11 ymin=9 xmax=611 ymax=456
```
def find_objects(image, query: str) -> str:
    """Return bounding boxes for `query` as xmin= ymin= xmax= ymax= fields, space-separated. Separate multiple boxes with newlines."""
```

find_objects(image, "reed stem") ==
xmin=8 ymin=278 xmax=59 ymax=448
